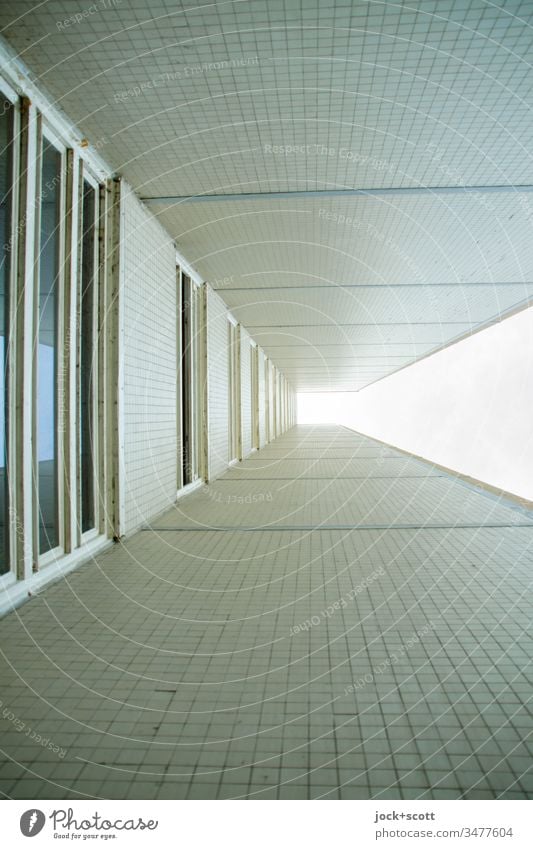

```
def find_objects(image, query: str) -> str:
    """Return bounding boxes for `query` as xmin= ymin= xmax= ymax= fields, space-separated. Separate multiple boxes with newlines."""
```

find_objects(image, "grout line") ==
xmin=219 ymin=475 xmax=444 ymax=481
xmin=143 ymin=523 xmax=533 ymax=532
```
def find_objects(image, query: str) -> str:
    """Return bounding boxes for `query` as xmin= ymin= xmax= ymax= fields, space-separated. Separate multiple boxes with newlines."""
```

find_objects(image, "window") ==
xmin=250 ymin=343 xmax=259 ymax=450
xmin=272 ymin=367 xmax=277 ymax=440
xmin=228 ymin=319 xmax=240 ymax=462
xmin=0 ymin=93 xmax=14 ymax=575
xmin=0 ymin=81 xmax=113 ymax=591
xmin=192 ymin=281 xmax=203 ymax=480
xmin=36 ymin=135 xmax=63 ymax=555
xmin=79 ymin=176 xmax=99 ymax=535
xmin=179 ymin=270 xmax=202 ymax=487
xmin=181 ymin=272 xmax=192 ymax=484
xmin=264 ymin=357 xmax=270 ymax=443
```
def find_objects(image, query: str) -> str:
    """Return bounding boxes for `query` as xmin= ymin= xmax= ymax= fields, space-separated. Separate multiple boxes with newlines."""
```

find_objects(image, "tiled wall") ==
xmin=206 ymin=286 xmax=230 ymax=480
xmin=121 ymin=185 xmax=178 ymax=532
xmin=121 ymin=202 xmax=294 ymax=527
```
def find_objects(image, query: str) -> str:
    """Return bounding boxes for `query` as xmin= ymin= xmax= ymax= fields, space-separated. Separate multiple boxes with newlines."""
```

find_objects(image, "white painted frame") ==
xmin=264 ymin=356 xmax=270 ymax=444
xmin=177 ymin=265 xmax=204 ymax=493
xmin=227 ymin=314 xmax=240 ymax=463
xmin=0 ymin=80 xmax=20 ymax=590
xmin=250 ymin=340 xmax=259 ymax=451
xmin=34 ymin=117 xmax=68 ymax=570
xmin=0 ymin=68 xmax=112 ymax=611
xmin=77 ymin=164 xmax=101 ymax=547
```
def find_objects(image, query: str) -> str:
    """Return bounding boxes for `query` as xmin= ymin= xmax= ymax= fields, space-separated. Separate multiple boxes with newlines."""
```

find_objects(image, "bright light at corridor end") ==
xmin=297 ymin=392 xmax=356 ymax=424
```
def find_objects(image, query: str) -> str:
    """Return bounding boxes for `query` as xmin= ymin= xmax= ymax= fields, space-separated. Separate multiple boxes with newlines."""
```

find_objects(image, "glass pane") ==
xmin=37 ymin=139 xmax=61 ymax=554
xmin=80 ymin=179 xmax=96 ymax=533
xmin=0 ymin=96 xmax=14 ymax=574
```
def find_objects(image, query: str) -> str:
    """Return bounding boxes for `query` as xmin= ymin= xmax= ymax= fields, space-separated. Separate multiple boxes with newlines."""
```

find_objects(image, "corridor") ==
xmin=0 ymin=425 xmax=531 ymax=800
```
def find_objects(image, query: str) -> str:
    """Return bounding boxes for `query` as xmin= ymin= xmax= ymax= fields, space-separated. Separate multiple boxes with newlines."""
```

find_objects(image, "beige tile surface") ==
xmin=0 ymin=426 xmax=532 ymax=800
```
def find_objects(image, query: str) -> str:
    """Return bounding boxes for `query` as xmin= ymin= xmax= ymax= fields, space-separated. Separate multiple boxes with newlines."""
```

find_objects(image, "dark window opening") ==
xmin=37 ymin=138 xmax=61 ymax=554
xmin=0 ymin=96 xmax=14 ymax=573
xmin=80 ymin=179 xmax=97 ymax=533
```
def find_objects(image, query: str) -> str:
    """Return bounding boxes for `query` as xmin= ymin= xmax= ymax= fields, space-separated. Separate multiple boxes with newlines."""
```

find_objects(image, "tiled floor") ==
xmin=1 ymin=425 xmax=532 ymax=799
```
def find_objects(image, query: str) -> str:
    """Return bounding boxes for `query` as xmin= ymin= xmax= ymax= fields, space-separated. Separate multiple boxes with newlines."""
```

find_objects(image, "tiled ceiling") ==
xmin=1 ymin=0 xmax=532 ymax=389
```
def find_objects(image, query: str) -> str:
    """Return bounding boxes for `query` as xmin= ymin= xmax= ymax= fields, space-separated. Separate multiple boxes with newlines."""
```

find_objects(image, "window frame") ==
xmin=77 ymin=164 xmax=101 ymax=545
xmin=0 ymin=81 xmax=20 ymax=588
xmin=227 ymin=315 xmax=240 ymax=464
xmin=33 ymin=118 xmax=67 ymax=569
xmin=250 ymin=340 xmax=259 ymax=450
xmin=178 ymin=267 xmax=203 ymax=491
xmin=264 ymin=356 xmax=270 ymax=444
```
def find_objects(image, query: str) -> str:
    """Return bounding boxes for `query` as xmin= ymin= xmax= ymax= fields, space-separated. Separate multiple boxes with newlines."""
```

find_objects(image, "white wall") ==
xmin=121 ymin=185 xmax=178 ymax=532
xmin=340 ymin=307 xmax=533 ymax=502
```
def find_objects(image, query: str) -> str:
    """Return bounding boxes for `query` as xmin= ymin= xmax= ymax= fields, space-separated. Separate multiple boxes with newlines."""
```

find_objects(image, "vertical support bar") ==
xmin=61 ymin=148 xmax=76 ymax=554
xmin=30 ymin=113 xmax=41 ymax=572
xmin=252 ymin=344 xmax=259 ymax=449
xmin=272 ymin=367 xmax=277 ymax=440
xmin=202 ymin=283 xmax=211 ymax=483
xmin=103 ymin=177 xmax=123 ymax=539
xmin=97 ymin=182 xmax=107 ymax=536
xmin=14 ymin=97 xmax=36 ymax=580
xmin=264 ymin=356 xmax=269 ymax=444
xmin=176 ymin=265 xmax=183 ymax=491
xmin=236 ymin=324 xmax=242 ymax=461
xmin=201 ymin=283 xmax=209 ymax=482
